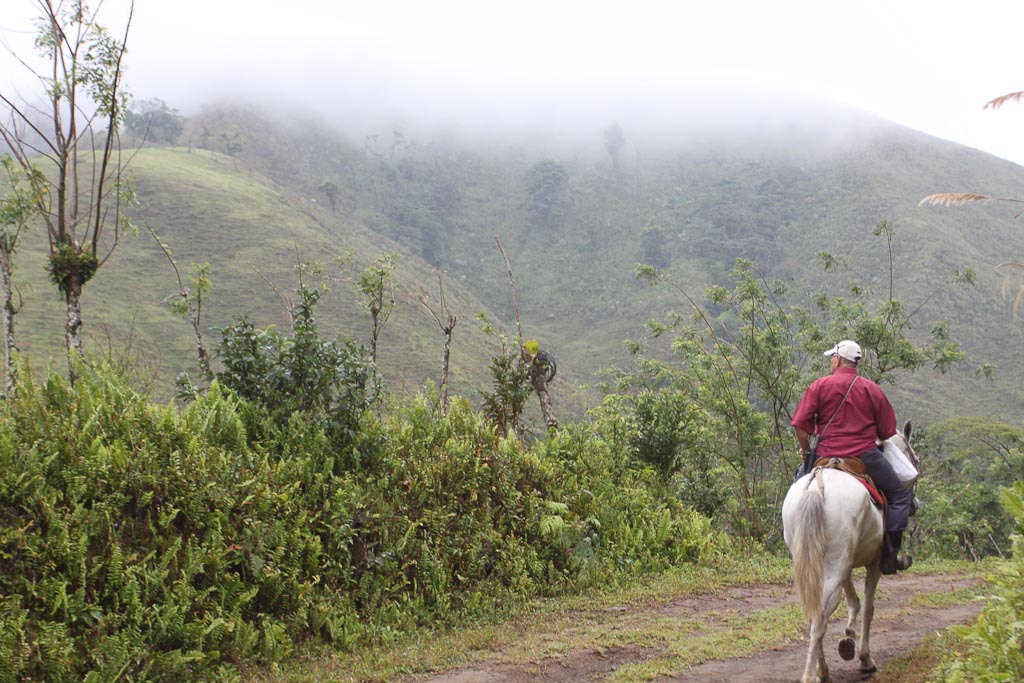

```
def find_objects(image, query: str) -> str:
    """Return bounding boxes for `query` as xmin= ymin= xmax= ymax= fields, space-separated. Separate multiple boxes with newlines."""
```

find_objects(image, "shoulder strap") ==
xmin=815 ymin=375 xmax=859 ymax=442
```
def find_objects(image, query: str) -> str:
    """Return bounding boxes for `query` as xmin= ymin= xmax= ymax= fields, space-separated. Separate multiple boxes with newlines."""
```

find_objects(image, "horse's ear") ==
xmin=903 ymin=419 xmax=912 ymax=441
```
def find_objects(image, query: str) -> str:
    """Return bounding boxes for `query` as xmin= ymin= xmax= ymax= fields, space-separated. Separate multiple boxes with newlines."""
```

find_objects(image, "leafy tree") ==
xmin=911 ymin=417 xmax=1023 ymax=560
xmin=355 ymin=252 xmax=398 ymax=365
xmin=214 ymin=285 xmax=376 ymax=450
xmin=524 ymin=158 xmax=569 ymax=232
xmin=124 ymin=97 xmax=184 ymax=144
xmin=603 ymin=123 xmax=625 ymax=172
xmin=318 ymin=180 xmax=340 ymax=214
xmin=810 ymin=220 xmax=972 ymax=382
xmin=477 ymin=313 xmax=532 ymax=438
xmin=0 ymin=0 xmax=135 ymax=382
xmin=614 ymin=223 xmax=969 ymax=540
xmin=628 ymin=389 xmax=724 ymax=516
xmin=388 ymin=129 xmax=417 ymax=164
xmin=929 ymin=481 xmax=1024 ymax=681
xmin=639 ymin=225 xmax=671 ymax=269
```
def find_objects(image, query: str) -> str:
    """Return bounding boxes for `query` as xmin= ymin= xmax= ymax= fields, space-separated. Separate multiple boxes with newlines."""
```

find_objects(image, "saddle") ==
xmin=812 ymin=457 xmax=886 ymax=509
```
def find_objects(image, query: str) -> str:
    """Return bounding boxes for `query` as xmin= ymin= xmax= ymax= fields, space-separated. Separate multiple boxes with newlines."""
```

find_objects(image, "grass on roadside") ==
xmin=244 ymin=551 xmax=786 ymax=683
xmin=243 ymin=555 xmax=988 ymax=683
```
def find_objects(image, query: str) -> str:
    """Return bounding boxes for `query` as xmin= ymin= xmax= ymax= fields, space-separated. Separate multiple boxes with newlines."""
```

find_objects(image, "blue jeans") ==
xmin=859 ymin=447 xmax=912 ymax=533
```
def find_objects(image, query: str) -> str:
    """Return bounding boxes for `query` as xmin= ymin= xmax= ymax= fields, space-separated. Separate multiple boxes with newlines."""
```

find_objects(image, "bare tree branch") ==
xmin=143 ymin=218 xmax=210 ymax=375
xmin=250 ymin=263 xmax=294 ymax=326
xmin=494 ymin=236 xmax=523 ymax=348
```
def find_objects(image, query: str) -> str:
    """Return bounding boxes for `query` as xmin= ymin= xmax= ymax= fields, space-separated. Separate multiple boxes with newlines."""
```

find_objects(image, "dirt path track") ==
xmin=411 ymin=573 xmax=984 ymax=683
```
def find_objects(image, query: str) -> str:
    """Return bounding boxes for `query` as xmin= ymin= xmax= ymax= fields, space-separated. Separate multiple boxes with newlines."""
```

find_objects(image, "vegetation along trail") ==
xmin=406 ymin=572 xmax=984 ymax=683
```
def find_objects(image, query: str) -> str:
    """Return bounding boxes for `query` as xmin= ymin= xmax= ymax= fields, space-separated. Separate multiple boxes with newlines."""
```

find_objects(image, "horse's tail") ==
xmin=791 ymin=480 xmax=825 ymax=622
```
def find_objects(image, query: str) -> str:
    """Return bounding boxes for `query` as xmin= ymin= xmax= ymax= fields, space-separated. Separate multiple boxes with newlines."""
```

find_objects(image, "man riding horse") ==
xmin=791 ymin=340 xmax=913 ymax=574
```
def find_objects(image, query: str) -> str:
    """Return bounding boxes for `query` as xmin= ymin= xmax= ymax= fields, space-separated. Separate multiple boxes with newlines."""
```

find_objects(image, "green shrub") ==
xmin=213 ymin=285 xmax=376 ymax=457
xmin=929 ymin=481 xmax=1024 ymax=682
xmin=0 ymin=363 xmax=720 ymax=680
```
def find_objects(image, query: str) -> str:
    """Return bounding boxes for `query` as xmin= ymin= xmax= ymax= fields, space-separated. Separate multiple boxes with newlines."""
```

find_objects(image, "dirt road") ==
xmin=410 ymin=573 xmax=984 ymax=683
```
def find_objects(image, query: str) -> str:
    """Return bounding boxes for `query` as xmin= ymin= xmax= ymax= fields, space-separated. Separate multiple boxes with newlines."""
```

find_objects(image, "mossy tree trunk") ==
xmin=529 ymin=356 xmax=558 ymax=430
xmin=65 ymin=277 xmax=85 ymax=379
xmin=440 ymin=320 xmax=455 ymax=416
xmin=0 ymin=234 xmax=16 ymax=394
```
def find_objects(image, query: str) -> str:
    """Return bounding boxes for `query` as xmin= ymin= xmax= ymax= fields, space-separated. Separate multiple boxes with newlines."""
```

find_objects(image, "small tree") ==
xmin=355 ymin=252 xmax=398 ymax=365
xmin=0 ymin=0 xmax=135 ymax=382
xmin=603 ymin=123 xmax=625 ymax=172
xmin=145 ymin=221 xmax=211 ymax=378
xmin=419 ymin=270 xmax=458 ymax=416
xmin=477 ymin=313 xmax=531 ymax=438
xmin=495 ymin=237 xmax=558 ymax=431
xmin=639 ymin=225 xmax=671 ymax=269
xmin=318 ymin=180 xmax=339 ymax=214
xmin=524 ymin=158 xmax=569 ymax=232
xmin=124 ymin=97 xmax=184 ymax=144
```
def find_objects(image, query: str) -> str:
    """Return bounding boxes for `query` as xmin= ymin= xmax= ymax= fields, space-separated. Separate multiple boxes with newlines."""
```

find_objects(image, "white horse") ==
xmin=782 ymin=421 xmax=918 ymax=683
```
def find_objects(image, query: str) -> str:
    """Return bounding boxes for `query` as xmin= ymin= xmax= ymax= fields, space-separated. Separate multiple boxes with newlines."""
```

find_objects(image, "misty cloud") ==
xmin=2 ymin=0 xmax=1023 ymax=163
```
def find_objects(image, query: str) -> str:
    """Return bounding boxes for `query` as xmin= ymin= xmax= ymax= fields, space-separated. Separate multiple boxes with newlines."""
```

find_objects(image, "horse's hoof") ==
xmin=860 ymin=664 xmax=878 ymax=674
xmin=838 ymin=637 xmax=855 ymax=660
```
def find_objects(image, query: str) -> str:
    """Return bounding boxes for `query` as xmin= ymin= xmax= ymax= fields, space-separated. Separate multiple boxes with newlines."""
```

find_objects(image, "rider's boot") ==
xmin=881 ymin=530 xmax=913 ymax=575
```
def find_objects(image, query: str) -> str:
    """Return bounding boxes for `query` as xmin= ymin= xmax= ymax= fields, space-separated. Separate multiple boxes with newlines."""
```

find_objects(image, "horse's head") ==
xmin=888 ymin=420 xmax=918 ymax=467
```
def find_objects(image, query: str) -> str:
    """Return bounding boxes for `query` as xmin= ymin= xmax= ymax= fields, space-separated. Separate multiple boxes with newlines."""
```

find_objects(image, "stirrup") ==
xmin=881 ymin=552 xmax=913 ymax=575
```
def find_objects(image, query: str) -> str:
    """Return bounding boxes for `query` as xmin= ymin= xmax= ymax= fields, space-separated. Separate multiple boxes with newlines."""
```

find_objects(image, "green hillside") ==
xmin=9 ymin=105 xmax=1024 ymax=424
xmin=10 ymin=146 xmax=523 ymax=412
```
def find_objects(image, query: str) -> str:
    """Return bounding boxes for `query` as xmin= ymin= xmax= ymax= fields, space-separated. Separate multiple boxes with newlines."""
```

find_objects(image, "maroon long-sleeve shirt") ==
xmin=791 ymin=366 xmax=897 ymax=458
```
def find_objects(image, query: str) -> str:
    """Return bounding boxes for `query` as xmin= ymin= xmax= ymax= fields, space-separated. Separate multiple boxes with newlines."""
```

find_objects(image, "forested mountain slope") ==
xmin=10 ymin=104 xmax=1024 ymax=422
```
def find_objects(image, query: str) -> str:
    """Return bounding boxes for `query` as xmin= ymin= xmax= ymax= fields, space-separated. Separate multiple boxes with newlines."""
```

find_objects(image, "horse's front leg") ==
xmin=857 ymin=564 xmax=881 ymax=673
xmin=838 ymin=575 xmax=860 ymax=661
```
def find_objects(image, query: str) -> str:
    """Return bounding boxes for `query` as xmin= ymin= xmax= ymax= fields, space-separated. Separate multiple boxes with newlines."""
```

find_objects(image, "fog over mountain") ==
xmin=3 ymin=0 xmax=1023 ymax=164
xmin=221 ymin=75 xmax=889 ymax=166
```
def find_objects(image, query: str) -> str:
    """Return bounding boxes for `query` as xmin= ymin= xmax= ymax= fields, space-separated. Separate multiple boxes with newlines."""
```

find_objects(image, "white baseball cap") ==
xmin=824 ymin=340 xmax=862 ymax=363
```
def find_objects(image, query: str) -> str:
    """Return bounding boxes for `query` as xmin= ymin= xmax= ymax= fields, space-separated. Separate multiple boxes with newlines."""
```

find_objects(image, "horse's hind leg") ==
xmin=802 ymin=616 xmax=829 ymax=683
xmin=838 ymin=576 xmax=860 ymax=661
xmin=803 ymin=576 xmax=844 ymax=682
xmin=857 ymin=565 xmax=881 ymax=673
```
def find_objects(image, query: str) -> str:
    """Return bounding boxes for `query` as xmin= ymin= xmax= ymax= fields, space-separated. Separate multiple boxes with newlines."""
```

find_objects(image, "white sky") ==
xmin=3 ymin=0 xmax=1024 ymax=163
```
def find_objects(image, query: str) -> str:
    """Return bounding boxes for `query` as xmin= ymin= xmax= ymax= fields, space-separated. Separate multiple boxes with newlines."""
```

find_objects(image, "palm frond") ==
xmin=920 ymin=193 xmax=1024 ymax=218
xmin=918 ymin=192 xmax=1022 ymax=207
xmin=984 ymin=91 xmax=1024 ymax=110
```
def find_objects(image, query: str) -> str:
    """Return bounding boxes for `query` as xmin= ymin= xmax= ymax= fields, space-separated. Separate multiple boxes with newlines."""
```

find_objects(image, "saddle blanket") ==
xmin=813 ymin=457 xmax=886 ymax=509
